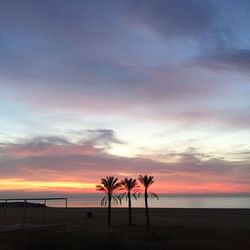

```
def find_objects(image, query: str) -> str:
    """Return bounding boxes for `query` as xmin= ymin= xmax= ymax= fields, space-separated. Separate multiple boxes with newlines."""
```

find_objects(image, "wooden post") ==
xmin=22 ymin=199 xmax=27 ymax=228
xmin=3 ymin=199 xmax=7 ymax=227
xmin=65 ymin=198 xmax=68 ymax=222
xmin=43 ymin=199 xmax=47 ymax=224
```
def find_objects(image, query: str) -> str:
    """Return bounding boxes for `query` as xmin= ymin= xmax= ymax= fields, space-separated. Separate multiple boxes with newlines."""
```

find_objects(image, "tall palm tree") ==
xmin=138 ymin=175 xmax=158 ymax=229
xmin=120 ymin=178 xmax=140 ymax=226
xmin=96 ymin=176 xmax=121 ymax=226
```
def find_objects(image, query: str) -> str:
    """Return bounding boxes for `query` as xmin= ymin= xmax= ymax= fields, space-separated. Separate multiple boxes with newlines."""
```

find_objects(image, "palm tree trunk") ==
xmin=145 ymin=189 xmax=150 ymax=229
xmin=108 ymin=193 xmax=111 ymax=226
xmin=128 ymin=191 xmax=132 ymax=226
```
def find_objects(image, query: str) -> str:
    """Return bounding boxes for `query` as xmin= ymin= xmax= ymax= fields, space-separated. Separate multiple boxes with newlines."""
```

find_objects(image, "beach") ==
xmin=0 ymin=208 xmax=250 ymax=250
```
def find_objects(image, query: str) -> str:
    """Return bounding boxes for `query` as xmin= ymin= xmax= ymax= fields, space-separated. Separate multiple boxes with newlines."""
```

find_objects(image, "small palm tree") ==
xmin=120 ymin=178 xmax=140 ymax=226
xmin=138 ymin=175 xmax=158 ymax=229
xmin=96 ymin=176 xmax=121 ymax=226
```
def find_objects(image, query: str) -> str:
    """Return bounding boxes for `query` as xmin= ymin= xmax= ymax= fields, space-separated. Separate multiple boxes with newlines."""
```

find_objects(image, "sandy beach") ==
xmin=0 ymin=208 xmax=250 ymax=250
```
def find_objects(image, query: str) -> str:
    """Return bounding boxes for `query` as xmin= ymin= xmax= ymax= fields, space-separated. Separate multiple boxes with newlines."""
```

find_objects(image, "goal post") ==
xmin=0 ymin=197 xmax=68 ymax=228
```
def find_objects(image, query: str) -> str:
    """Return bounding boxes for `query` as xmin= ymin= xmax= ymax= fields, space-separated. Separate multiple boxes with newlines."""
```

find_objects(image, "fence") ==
xmin=0 ymin=198 xmax=68 ymax=230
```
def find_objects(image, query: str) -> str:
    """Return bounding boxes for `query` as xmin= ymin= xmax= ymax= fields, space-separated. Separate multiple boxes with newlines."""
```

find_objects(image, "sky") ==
xmin=0 ymin=0 xmax=250 ymax=197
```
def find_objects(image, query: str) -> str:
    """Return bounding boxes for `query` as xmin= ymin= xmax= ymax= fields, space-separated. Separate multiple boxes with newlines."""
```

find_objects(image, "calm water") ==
xmin=45 ymin=194 xmax=250 ymax=208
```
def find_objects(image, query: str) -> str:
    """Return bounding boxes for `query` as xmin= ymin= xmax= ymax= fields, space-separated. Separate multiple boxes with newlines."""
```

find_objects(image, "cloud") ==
xmin=123 ymin=0 xmax=250 ymax=75
xmin=0 ymin=1 xmax=250 ymax=196
xmin=83 ymin=129 xmax=123 ymax=145
xmin=195 ymin=48 xmax=250 ymax=72
xmin=0 ymin=130 xmax=122 ymax=157
xmin=124 ymin=0 xmax=216 ymax=39
xmin=0 ymin=0 xmax=250 ymax=132
xmin=0 ymin=134 xmax=249 ymax=193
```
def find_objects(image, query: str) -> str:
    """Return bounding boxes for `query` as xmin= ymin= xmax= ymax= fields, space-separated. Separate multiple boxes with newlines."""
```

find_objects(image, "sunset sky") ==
xmin=0 ymin=0 xmax=250 ymax=196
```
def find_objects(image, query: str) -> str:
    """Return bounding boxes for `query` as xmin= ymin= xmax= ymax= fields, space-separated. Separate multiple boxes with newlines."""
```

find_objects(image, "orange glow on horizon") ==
xmin=0 ymin=178 xmax=96 ymax=192
xmin=152 ymin=181 xmax=250 ymax=194
xmin=0 ymin=178 xmax=249 ymax=195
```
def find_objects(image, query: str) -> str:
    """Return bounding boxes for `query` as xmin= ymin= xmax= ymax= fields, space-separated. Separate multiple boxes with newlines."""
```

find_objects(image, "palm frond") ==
xmin=97 ymin=176 xmax=125 ymax=206
xmin=120 ymin=178 xmax=140 ymax=197
xmin=118 ymin=192 xmax=127 ymax=200
xmin=149 ymin=192 xmax=159 ymax=200
xmin=96 ymin=185 xmax=106 ymax=192
xmin=133 ymin=193 xmax=140 ymax=200
xmin=101 ymin=196 xmax=108 ymax=206
xmin=111 ymin=194 xmax=122 ymax=205
xmin=112 ymin=182 xmax=122 ymax=192
xmin=138 ymin=175 xmax=155 ymax=188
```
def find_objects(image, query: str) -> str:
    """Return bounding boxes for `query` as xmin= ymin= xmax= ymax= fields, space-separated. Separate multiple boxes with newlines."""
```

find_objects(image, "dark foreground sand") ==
xmin=0 ymin=208 xmax=250 ymax=250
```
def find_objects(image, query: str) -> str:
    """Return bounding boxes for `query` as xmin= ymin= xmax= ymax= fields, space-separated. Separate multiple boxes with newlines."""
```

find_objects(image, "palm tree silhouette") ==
xmin=138 ymin=175 xmax=158 ymax=229
xmin=120 ymin=178 xmax=140 ymax=226
xmin=96 ymin=176 xmax=121 ymax=226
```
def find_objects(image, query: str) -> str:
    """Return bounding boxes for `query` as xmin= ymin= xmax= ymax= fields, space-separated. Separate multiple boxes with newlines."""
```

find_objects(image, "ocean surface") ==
xmin=44 ymin=194 xmax=250 ymax=208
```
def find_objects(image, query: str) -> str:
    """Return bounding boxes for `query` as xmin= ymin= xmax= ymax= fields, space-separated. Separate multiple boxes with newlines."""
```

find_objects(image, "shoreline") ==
xmin=2 ymin=195 xmax=250 ymax=209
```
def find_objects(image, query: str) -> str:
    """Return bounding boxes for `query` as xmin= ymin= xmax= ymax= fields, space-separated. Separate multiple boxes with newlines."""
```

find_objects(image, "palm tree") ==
xmin=138 ymin=175 xmax=158 ymax=229
xmin=120 ymin=178 xmax=140 ymax=226
xmin=96 ymin=176 xmax=121 ymax=226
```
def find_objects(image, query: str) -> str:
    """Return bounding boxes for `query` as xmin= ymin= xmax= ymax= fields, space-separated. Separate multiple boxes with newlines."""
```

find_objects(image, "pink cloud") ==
xmin=0 ymin=135 xmax=250 ymax=194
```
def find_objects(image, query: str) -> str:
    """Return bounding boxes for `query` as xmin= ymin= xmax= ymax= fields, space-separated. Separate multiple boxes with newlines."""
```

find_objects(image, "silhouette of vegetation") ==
xmin=0 ymin=201 xmax=47 ymax=208
xmin=138 ymin=175 xmax=158 ymax=229
xmin=96 ymin=176 xmax=121 ymax=226
xmin=120 ymin=178 xmax=140 ymax=226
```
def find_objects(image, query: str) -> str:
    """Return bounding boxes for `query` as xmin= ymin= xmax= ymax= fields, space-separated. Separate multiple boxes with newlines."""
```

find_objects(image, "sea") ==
xmin=44 ymin=194 xmax=250 ymax=208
